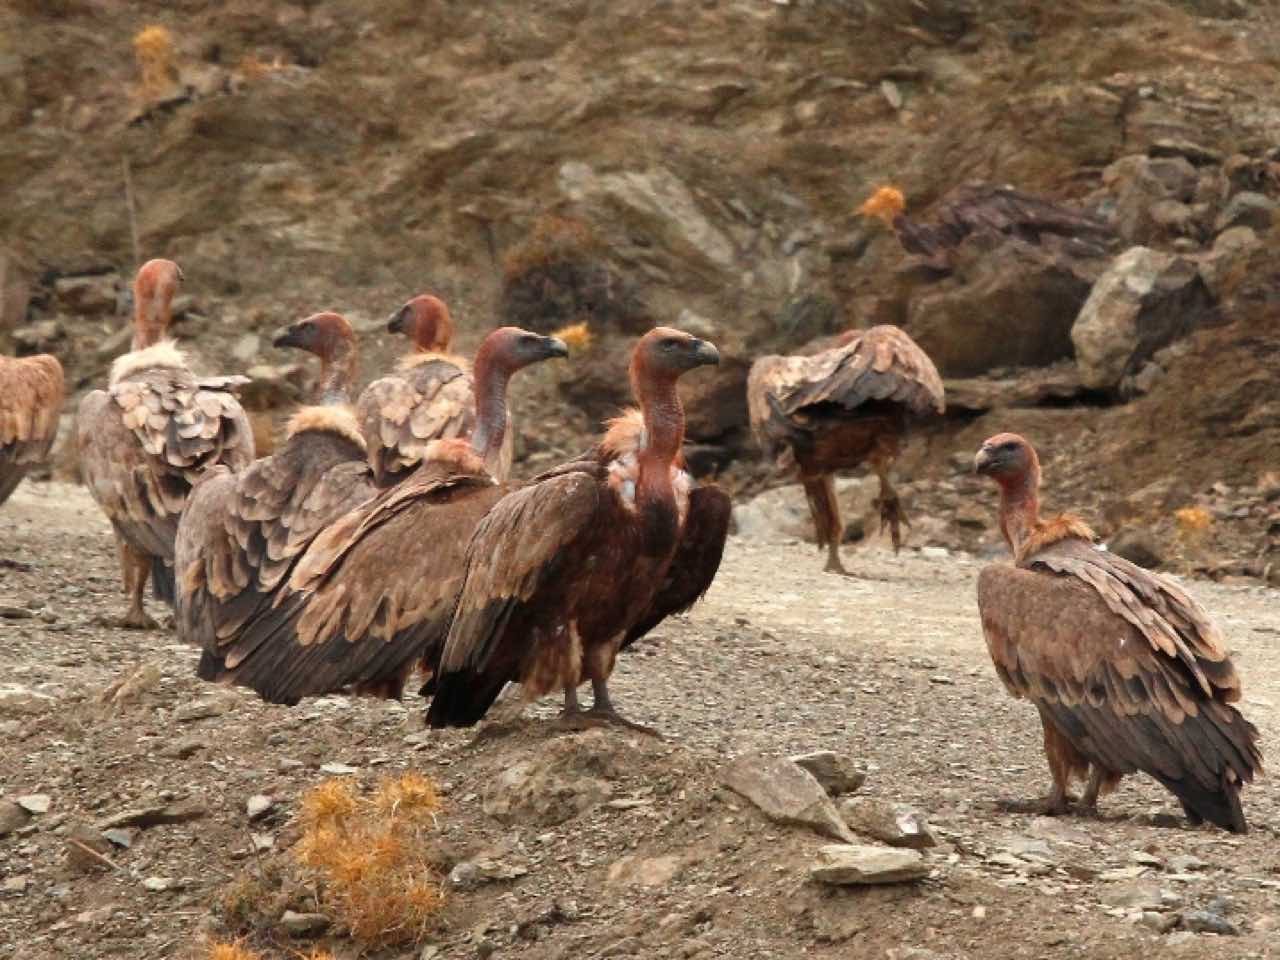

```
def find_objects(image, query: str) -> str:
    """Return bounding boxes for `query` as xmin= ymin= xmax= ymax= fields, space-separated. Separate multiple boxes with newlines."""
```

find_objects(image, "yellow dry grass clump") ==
xmin=295 ymin=773 xmax=444 ymax=949
xmin=1174 ymin=505 xmax=1213 ymax=536
xmin=207 ymin=942 xmax=261 ymax=960
xmin=133 ymin=25 xmax=177 ymax=99
xmin=551 ymin=321 xmax=594 ymax=354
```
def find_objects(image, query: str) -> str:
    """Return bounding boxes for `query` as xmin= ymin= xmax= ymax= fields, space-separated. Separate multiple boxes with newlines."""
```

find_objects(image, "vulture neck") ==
xmin=995 ymin=465 xmax=1041 ymax=559
xmin=468 ymin=343 xmax=511 ymax=471
xmin=317 ymin=341 xmax=358 ymax=405
xmin=633 ymin=369 xmax=684 ymax=552
xmin=131 ymin=294 xmax=171 ymax=351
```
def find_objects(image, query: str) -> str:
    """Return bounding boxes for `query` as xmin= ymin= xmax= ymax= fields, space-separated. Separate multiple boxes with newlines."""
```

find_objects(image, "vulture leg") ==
xmin=870 ymin=447 xmax=908 ymax=554
xmin=1080 ymin=766 xmax=1107 ymax=814
xmin=119 ymin=541 xmax=160 ymax=631
xmin=802 ymin=473 xmax=851 ymax=576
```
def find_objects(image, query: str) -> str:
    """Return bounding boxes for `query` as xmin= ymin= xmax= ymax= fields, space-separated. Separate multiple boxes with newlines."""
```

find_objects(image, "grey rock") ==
xmin=839 ymin=797 xmax=936 ymax=849
xmin=1072 ymin=246 xmax=1213 ymax=391
xmin=449 ymin=852 xmax=531 ymax=889
xmin=720 ymin=754 xmax=854 ymax=843
xmin=11 ymin=319 xmax=65 ymax=353
xmin=789 ymin=750 xmax=866 ymax=797
xmin=809 ymin=843 xmax=928 ymax=885
xmin=1140 ymin=911 xmax=1179 ymax=933
xmin=280 ymin=910 xmax=331 ymax=937
xmin=1215 ymin=191 xmax=1275 ymax=234
xmin=1101 ymin=881 xmax=1163 ymax=911
xmin=97 ymin=800 xmax=207 ymax=830
xmin=174 ymin=699 xmax=227 ymax=722
xmin=65 ymin=823 xmax=115 ymax=873
xmin=142 ymin=876 xmax=177 ymax=893
xmin=605 ymin=853 xmax=682 ymax=889
xmin=0 ymin=800 xmax=30 ymax=837
xmin=2 ymin=876 xmax=28 ymax=894
xmin=162 ymin=736 xmax=206 ymax=760
xmin=1107 ymin=529 xmax=1164 ymax=568
xmin=320 ymin=762 xmax=359 ymax=775
xmin=1103 ymin=155 xmax=1198 ymax=244
xmin=0 ymin=683 xmax=56 ymax=715
xmin=1168 ymin=854 xmax=1208 ymax=872
xmin=102 ymin=828 xmax=134 ymax=849
xmin=1181 ymin=910 xmax=1239 ymax=936
xmin=1197 ymin=225 xmax=1260 ymax=300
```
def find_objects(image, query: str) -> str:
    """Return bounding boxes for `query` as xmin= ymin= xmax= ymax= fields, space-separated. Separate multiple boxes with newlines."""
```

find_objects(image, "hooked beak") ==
xmin=543 ymin=336 xmax=570 ymax=359
xmin=387 ymin=304 xmax=410 ymax=334
xmin=692 ymin=339 xmax=720 ymax=367
xmin=973 ymin=447 xmax=996 ymax=475
xmin=272 ymin=324 xmax=304 ymax=350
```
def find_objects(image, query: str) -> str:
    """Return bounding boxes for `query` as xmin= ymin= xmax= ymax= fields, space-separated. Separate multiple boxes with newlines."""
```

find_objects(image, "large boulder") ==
xmin=1102 ymin=154 xmax=1202 ymax=245
xmin=1071 ymin=246 xmax=1215 ymax=391
xmin=905 ymin=236 xmax=1098 ymax=377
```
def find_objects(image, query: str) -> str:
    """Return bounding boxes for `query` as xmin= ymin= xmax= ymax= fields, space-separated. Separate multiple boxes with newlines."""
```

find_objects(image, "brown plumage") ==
xmin=193 ymin=327 xmax=568 ymax=705
xmin=356 ymin=294 xmax=514 ymax=486
xmin=78 ymin=259 xmax=253 ymax=629
xmin=974 ymin=433 xmax=1262 ymax=832
xmin=747 ymin=324 xmax=944 ymax=575
xmin=175 ymin=312 xmax=377 ymax=651
xmin=0 ymin=353 xmax=64 ymax=505
xmin=427 ymin=327 xmax=729 ymax=733
xmin=858 ymin=182 xmax=1115 ymax=272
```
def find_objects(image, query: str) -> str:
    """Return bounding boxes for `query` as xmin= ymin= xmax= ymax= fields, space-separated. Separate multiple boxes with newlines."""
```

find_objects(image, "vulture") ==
xmin=857 ymin=182 xmax=1114 ymax=272
xmin=0 ymin=352 xmax=64 ymax=506
xmin=355 ymin=294 xmax=510 ymax=486
xmin=974 ymin=433 xmax=1262 ymax=832
xmin=193 ymin=326 xmax=569 ymax=705
xmin=427 ymin=327 xmax=730 ymax=734
xmin=175 ymin=312 xmax=377 ymax=650
xmin=78 ymin=259 xmax=253 ymax=629
xmin=747 ymin=325 xmax=944 ymax=575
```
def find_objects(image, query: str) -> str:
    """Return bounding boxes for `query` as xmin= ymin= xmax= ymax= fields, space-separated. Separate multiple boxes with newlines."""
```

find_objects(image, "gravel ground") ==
xmin=1 ymin=481 xmax=1278 ymax=960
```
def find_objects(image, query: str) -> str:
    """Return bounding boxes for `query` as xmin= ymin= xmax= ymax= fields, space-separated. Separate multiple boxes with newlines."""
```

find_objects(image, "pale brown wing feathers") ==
xmin=0 ymin=354 xmax=64 ymax=504
xmin=357 ymin=359 xmax=477 ymax=485
xmin=197 ymin=455 xmax=501 ymax=705
xmin=978 ymin=547 xmax=1261 ymax=831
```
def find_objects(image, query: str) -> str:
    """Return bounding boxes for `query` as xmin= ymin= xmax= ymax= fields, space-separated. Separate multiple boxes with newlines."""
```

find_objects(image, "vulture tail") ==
xmin=801 ymin=474 xmax=842 ymax=549
xmin=150 ymin=557 xmax=176 ymax=606
xmin=1157 ymin=771 xmax=1247 ymax=834
xmin=426 ymin=675 xmax=507 ymax=729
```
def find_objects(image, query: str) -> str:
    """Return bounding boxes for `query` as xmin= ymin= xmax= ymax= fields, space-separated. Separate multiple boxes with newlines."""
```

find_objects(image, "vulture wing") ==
xmin=427 ymin=467 xmax=604 ymax=727
xmin=78 ymin=356 xmax=253 ymax=600
xmin=196 ymin=456 xmax=501 ymax=705
xmin=0 ymin=354 xmax=64 ymax=505
xmin=748 ymin=326 xmax=943 ymax=463
xmin=942 ymin=182 xmax=1114 ymax=243
xmin=175 ymin=426 xmax=374 ymax=650
xmin=622 ymin=484 xmax=731 ymax=650
xmin=978 ymin=537 xmax=1261 ymax=832
xmin=356 ymin=358 xmax=478 ymax=485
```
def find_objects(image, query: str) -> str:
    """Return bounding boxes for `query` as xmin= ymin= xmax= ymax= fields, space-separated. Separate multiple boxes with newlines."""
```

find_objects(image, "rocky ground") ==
xmin=2 ymin=481 xmax=1278 ymax=960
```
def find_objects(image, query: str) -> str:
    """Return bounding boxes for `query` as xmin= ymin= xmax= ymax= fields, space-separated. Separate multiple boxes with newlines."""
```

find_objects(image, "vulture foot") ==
xmin=118 ymin=608 xmax=161 ymax=631
xmin=874 ymin=493 xmax=910 ymax=553
xmin=823 ymin=542 xmax=856 ymax=577
xmin=995 ymin=793 xmax=1077 ymax=817
xmin=556 ymin=708 xmax=662 ymax=739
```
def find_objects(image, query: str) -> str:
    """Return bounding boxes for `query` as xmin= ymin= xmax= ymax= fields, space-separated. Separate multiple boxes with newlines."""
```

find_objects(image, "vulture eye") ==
xmin=999 ymin=441 xmax=1019 ymax=453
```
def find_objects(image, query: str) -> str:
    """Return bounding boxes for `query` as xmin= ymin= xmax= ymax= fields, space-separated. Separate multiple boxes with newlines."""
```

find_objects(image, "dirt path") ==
xmin=2 ymin=483 xmax=1278 ymax=960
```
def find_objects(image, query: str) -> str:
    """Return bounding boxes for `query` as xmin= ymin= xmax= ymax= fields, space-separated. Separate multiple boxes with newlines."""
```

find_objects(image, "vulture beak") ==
xmin=387 ymin=304 xmax=411 ymax=334
xmin=973 ymin=446 xmax=996 ymax=475
xmin=690 ymin=339 xmax=721 ymax=367
xmin=272 ymin=324 xmax=304 ymax=350
xmin=543 ymin=336 xmax=570 ymax=359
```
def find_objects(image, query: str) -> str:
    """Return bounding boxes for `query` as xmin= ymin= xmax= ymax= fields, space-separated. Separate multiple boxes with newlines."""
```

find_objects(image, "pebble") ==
xmin=246 ymin=794 xmax=275 ymax=821
xmin=16 ymin=794 xmax=51 ymax=815
xmin=1181 ymin=910 xmax=1239 ymax=936
xmin=280 ymin=911 xmax=331 ymax=937
xmin=2 ymin=876 xmax=29 ymax=894
xmin=142 ymin=877 xmax=177 ymax=892
xmin=320 ymin=762 xmax=358 ymax=775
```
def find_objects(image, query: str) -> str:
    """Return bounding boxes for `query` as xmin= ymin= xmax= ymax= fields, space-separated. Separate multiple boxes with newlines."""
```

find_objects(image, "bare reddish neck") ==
xmin=469 ymin=347 xmax=510 ymax=469
xmin=995 ymin=472 xmax=1041 ymax=556
xmin=317 ymin=341 xmax=358 ymax=405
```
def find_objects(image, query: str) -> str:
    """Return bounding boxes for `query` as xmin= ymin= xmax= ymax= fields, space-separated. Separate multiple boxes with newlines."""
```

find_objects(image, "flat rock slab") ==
xmin=789 ymin=750 xmax=866 ymax=797
xmin=840 ymin=797 xmax=936 ymax=849
xmin=97 ymin=800 xmax=207 ymax=831
xmin=810 ymin=844 xmax=929 ymax=885
xmin=720 ymin=754 xmax=855 ymax=843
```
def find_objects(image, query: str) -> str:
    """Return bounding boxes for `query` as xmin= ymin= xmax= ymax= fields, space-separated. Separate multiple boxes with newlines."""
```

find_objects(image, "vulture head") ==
xmin=132 ymin=258 xmax=184 ymax=346
xmin=631 ymin=327 xmax=720 ymax=390
xmin=857 ymin=185 xmax=906 ymax=227
xmin=974 ymin=432 xmax=1040 ymax=488
xmin=273 ymin=312 xmax=356 ymax=360
xmin=388 ymin=294 xmax=454 ymax=352
xmin=478 ymin=326 xmax=570 ymax=372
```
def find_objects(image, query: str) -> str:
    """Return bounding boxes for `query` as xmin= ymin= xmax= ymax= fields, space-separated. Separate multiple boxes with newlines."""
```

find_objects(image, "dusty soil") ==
xmin=2 ymin=480 xmax=1278 ymax=960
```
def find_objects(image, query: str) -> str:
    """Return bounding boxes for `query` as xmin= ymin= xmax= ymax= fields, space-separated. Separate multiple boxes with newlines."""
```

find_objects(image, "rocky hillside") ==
xmin=1 ymin=0 xmax=1277 ymax=575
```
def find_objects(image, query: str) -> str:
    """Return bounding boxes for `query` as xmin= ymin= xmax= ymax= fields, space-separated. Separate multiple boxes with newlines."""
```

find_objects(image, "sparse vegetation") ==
xmin=551 ymin=321 xmax=594 ymax=354
xmin=293 ymin=774 xmax=445 ymax=949
xmin=500 ymin=215 xmax=648 ymax=336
